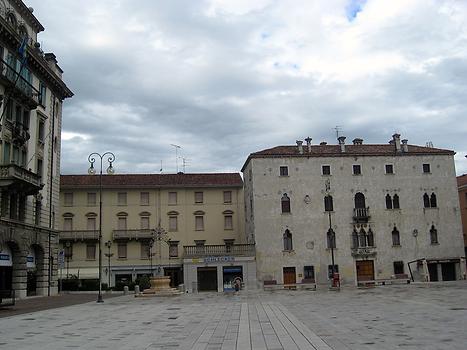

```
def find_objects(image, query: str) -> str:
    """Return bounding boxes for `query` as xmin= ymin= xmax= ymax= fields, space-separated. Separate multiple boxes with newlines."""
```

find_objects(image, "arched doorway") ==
xmin=27 ymin=244 xmax=45 ymax=296
xmin=0 ymin=244 xmax=13 ymax=292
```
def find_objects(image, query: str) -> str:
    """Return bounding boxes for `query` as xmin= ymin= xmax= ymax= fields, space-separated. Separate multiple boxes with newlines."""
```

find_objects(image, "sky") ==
xmin=26 ymin=0 xmax=467 ymax=175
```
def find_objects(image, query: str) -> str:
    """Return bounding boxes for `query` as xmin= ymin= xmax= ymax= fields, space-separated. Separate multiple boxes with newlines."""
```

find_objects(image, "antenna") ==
xmin=426 ymin=141 xmax=433 ymax=148
xmin=159 ymin=160 xmax=163 ymax=173
xmin=334 ymin=126 xmax=342 ymax=138
xmin=170 ymin=144 xmax=181 ymax=173
xmin=182 ymin=157 xmax=190 ymax=173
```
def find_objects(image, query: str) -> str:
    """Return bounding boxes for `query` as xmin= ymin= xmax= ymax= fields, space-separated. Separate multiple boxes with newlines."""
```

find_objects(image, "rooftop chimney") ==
xmin=402 ymin=139 xmax=408 ymax=152
xmin=296 ymin=140 xmax=303 ymax=154
xmin=352 ymin=138 xmax=363 ymax=145
xmin=338 ymin=136 xmax=346 ymax=153
xmin=304 ymin=137 xmax=312 ymax=153
xmin=320 ymin=141 xmax=327 ymax=146
xmin=392 ymin=133 xmax=401 ymax=152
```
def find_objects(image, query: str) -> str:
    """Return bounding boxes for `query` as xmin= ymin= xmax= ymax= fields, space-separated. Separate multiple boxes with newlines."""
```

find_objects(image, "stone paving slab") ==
xmin=0 ymin=282 xmax=465 ymax=349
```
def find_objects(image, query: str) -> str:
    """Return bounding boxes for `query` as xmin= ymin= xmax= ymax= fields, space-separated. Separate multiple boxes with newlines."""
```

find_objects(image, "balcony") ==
xmin=60 ymin=230 xmax=99 ymax=242
xmin=0 ymin=164 xmax=42 ymax=195
xmin=11 ymin=121 xmax=30 ymax=147
xmin=183 ymin=244 xmax=255 ymax=258
xmin=0 ymin=58 xmax=39 ymax=108
xmin=112 ymin=229 xmax=153 ymax=240
xmin=353 ymin=207 xmax=370 ymax=223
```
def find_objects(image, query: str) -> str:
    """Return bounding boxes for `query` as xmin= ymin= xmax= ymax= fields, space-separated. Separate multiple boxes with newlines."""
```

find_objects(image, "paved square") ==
xmin=0 ymin=282 xmax=466 ymax=349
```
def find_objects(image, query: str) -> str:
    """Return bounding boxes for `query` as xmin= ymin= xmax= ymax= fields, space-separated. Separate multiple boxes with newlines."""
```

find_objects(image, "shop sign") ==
xmin=0 ymin=254 xmax=9 ymax=260
xmin=0 ymin=249 xmax=12 ymax=267
xmin=204 ymin=256 xmax=235 ymax=263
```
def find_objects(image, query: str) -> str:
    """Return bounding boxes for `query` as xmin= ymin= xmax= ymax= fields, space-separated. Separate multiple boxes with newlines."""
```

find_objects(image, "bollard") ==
xmin=123 ymin=286 xmax=129 ymax=295
xmin=134 ymin=285 xmax=140 ymax=294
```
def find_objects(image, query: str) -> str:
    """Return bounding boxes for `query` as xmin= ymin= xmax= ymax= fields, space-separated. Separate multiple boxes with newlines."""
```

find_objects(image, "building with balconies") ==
xmin=0 ymin=1 xmax=73 ymax=299
xmin=242 ymin=134 xmax=466 ymax=287
xmin=59 ymin=173 xmax=256 ymax=292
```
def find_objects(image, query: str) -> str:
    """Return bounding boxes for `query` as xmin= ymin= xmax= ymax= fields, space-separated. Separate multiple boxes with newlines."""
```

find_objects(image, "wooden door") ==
xmin=356 ymin=260 xmax=374 ymax=282
xmin=283 ymin=267 xmax=296 ymax=285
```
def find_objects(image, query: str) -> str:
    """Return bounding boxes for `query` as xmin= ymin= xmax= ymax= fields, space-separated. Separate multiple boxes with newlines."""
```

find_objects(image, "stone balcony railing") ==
xmin=353 ymin=207 xmax=370 ymax=223
xmin=0 ymin=163 xmax=42 ymax=194
xmin=183 ymin=244 xmax=255 ymax=258
xmin=112 ymin=229 xmax=154 ymax=240
xmin=59 ymin=230 xmax=99 ymax=242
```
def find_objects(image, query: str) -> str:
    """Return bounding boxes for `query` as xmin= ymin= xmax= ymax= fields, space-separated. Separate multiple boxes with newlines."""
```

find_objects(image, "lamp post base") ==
xmin=97 ymin=294 xmax=104 ymax=303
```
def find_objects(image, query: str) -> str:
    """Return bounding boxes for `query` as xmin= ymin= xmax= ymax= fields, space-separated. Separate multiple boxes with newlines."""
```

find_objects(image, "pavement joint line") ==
xmin=236 ymin=302 xmax=252 ymax=350
xmin=262 ymin=302 xmax=299 ymax=350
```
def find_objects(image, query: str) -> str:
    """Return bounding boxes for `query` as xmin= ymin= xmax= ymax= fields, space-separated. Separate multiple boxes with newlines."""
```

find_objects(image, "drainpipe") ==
xmin=47 ymin=95 xmax=56 ymax=296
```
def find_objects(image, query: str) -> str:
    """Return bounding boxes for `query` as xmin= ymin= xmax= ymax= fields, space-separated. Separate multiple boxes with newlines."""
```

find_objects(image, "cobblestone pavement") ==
xmin=0 ymin=282 xmax=465 ymax=349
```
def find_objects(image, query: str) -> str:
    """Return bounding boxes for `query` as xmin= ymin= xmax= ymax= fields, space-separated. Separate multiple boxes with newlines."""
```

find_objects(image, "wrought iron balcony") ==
xmin=0 ymin=58 xmax=40 ymax=108
xmin=353 ymin=207 xmax=370 ymax=223
xmin=183 ymin=244 xmax=255 ymax=258
xmin=0 ymin=164 xmax=42 ymax=195
xmin=112 ymin=229 xmax=154 ymax=240
xmin=60 ymin=230 xmax=99 ymax=242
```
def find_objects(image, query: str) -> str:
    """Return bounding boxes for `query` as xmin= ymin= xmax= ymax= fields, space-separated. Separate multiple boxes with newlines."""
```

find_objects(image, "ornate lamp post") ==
xmin=88 ymin=152 xmax=115 ymax=303
xmin=325 ymin=179 xmax=339 ymax=289
xmin=104 ymin=240 xmax=113 ymax=288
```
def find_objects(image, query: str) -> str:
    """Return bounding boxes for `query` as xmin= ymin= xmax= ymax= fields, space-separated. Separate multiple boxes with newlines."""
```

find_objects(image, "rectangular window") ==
xmin=393 ymin=261 xmax=404 ymax=275
xmin=322 ymin=165 xmax=331 ymax=175
xmin=195 ymin=216 xmax=204 ymax=231
xmin=169 ymin=241 xmax=179 ymax=258
xmin=224 ymin=215 xmax=233 ymax=230
xmin=353 ymin=164 xmax=361 ymax=175
xmin=86 ymin=243 xmax=96 ymax=260
xmin=223 ymin=191 xmax=232 ymax=204
xmin=5 ymin=99 xmax=12 ymax=121
xmin=140 ymin=216 xmax=149 ymax=230
xmin=279 ymin=166 xmax=289 ymax=176
xmin=168 ymin=192 xmax=177 ymax=205
xmin=423 ymin=163 xmax=431 ymax=173
xmin=140 ymin=241 xmax=150 ymax=259
xmin=118 ymin=243 xmax=127 ymax=259
xmin=140 ymin=192 xmax=149 ymax=206
xmin=328 ymin=265 xmax=339 ymax=279
xmin=87 ymin=217 xmax=96 ymax=230
xmin=39 ymin=81 xmax=47 ymax=106
xmin=36 ymin=158 xmax=43 ymax=179
xmin=169 ymin=216 xmax=178 ymax=232
xmin=3 ymin=141 xmax=10 ymax=163
xmin=63 ymin=217 xmax=73 ymax=231
xmin=195 ymin=191 xmax=203 ymax=204
xmin=34 ymin=200 xmax=41 ymax=225
xmin=118 ymin=217 xmax=127 ymax=230
xmin=12 ymin=146 xmax=19 ymax=164
xmin=87 ymin=192 xmax=96 ymax=206
xmin=38 ymin=120 xmax=45 ymax=143
xmin=304 ymin=266 xmax=315 ymax=280
xmin=117 ymin=192 xmax=127 ymax=205
xmin=385 ymin=164 xmax=394 ymax=174
xmin=64 ymin=192 xmax=73 ymax=206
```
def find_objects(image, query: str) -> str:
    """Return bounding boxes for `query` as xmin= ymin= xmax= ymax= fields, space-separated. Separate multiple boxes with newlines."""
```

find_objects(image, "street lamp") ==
xmin=325 ymin=179 xmax=339 ymax=289
xmin=88 ymin=151 xmax=115 ymax=303
xmin=64 ymin=241 xmax=72 ymax=279
xmin=104 ymin=240 xmax=113 ymax=288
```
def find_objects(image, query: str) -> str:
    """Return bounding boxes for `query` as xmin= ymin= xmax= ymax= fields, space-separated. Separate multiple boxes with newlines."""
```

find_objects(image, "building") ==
xmin=242 ymin=134 xmax=466 ymax=286
xmin=457 ymin=174 xmax=467 ymax=256
xmin=0 ymin=1 xmax=73 ymax=298
xmin=59 ymin=173 xmax=256 ymax=293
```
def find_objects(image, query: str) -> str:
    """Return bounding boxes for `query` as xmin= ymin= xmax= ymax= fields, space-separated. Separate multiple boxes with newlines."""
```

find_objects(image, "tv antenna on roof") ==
xmin=182 ymin=157 xmax=190 ymax=173
xmin=170 ymin=144 xmax=181 ymax=173
xmin=334 ymin=126 xmax=342 ymax=138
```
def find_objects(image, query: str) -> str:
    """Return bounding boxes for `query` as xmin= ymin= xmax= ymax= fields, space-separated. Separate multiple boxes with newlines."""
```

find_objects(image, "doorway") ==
xmin=283 ymin=267 xmax=296 ymax=285
xmin=441 ymin=262 xmax=456 ymax=281
xmin=164 ymin=267 xmax=182 ymax=287
xmin=356 ymin=260 xmax=374 ymax=282
xmin=428 ymin=263 xmax=438 ymax=281
xmin=197 ymin=267 xmax=218 ymax=291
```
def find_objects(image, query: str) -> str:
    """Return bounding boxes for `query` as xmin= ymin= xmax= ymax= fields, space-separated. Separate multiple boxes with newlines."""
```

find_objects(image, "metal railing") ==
xmin=0 ymin=57 xmax=39 ymax=105
xmin=60 ymin=230 xmax=99 ymax=241
xmin=183 ymin=244 xmax=255 ymax=257
xmin=112 ymin=229 xmax=154 ymax=240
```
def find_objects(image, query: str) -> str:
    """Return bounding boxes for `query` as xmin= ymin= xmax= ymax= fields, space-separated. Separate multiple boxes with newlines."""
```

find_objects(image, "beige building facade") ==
xmin=0 ymin=0 xmax=72 ymax=299
xmin=243 ymin=134 xmax=466 ymax=287
xmin=59 ymin=173 xmax=256 ymax=292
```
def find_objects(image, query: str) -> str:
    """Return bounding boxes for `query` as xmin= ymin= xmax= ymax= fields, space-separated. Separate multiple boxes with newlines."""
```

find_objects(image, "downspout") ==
xmin=47 ymin=95 xmax=56 ymax=296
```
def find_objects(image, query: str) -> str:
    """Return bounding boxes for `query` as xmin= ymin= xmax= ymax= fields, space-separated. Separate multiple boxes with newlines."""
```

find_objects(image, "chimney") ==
xmin=338 ymin=136 xmax=346 ymax=153
xmin=352 ymin=138 xmax=363 ymax=145
xmin=320 ymin=142 xmax=327 ymax=146
xmin=402 ymin=139 xmax=408 ymax=152
xmin=304 ymin=137 xmax=312 ymax=153
xmin=296 ymin=140 xmax=303 ymax=154
xmin=392 ymin=133 xmax=401 ymax=152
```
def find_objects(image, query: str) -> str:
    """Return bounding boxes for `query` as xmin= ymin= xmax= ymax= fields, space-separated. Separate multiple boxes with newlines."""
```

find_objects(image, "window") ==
xmin=392 ymin=227 xmax=400 ymax=246
xmin=63 ymin=217 xmax=73 ymax=231
xmin=423 ymin=163 xmax=431 ymax=173
xmin=224 ymin=215 xmax=233 ymax=230
xmin=169 ymin=216 xmax=178 ymax=232
xmin=64 ymin=193 xmax=73 ymax=206
xmin=327 ymin=229 xmax=336 ymax=249
xmin=283 ymin=230 xmax=293 ymax=251
xmin=423 ymin=192 xmax=437 ymax=208
xmin=168 ymin=192 xmax=177 ymax=205
xmin=303 ymin=266 xmax=315 ymax=280
xmin=353 ymin=164 xmax=361 ymax=175
xmin=281 ymin=193 xmax=291 ymax=213
xmin=328 ymin=265 xmax=339 ymax=279
xmin=385 ymin=194 xmax=393 ymax=209
xmin=38 ymin=120 xmax=45 ymax=143
xmin=86 ymin=243 xmax=96 ymax=260
xmin=385 ymin=164 xmax=394 ymax=174
xmin=423 ymin=193 xmax=430 ymax=208
xmin=118 ymin=243 xmax=127 ymax=259
xmin=39 ymin=81 xmax=47 ymax=106
xmin=322 ymin=165 xmax=331 ymax=175
xmin=352 ymin=229 xmax=358 ymax=248
xmin=64 ymin=243 xmax=73 ymax=259
xmin=34 ymin=200 xmax=41 ymax=225
xmin=140 ymin=192 xmax=149 ymax=206
xmin=194 ymin=191 xmax=203 ymax=204
xmin=280 ymin=166 xmax=289 ymax=176
xmin=140 ymin=241 xmax=150 ymax=259
xmin=430 ymin=193 xmax=437 ymax=208
xmin=140 ymin=216 xmax=150 ymax=230
xmin=430 ymin=225 xmax=438 ymax=244
xmin=223 ymin=191 xmax=232 ymax=204
xmin=169 ymin=241 xmax=179 ymax=258
xmin=87 ymin=217 xmax=96 ymax=230
xmin=324 ymin=195 xmax=333 ymax=212
xmin=36 ymin=159 xmax=43 ymax=179
xmin=367 ymin=228 xmax=374 ymax=247
xmin=393 ymin=194 xmax=400 ymax=209
xmin=195 ymin=216 xmax=204 ymax=231
xmin=393 ymin=261 xmax=404 ymax=275
xmin=87 ymin=193 xmax=96 ymax=206
xmin=117 ymin=192 xmax=127 ymax=206
xmin=118 ymin=216 xmax=127 ymax=230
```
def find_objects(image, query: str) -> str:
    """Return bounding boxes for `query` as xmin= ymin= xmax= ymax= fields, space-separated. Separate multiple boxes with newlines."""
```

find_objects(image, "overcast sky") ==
xmin=27 ymin=0 xmax=467 ymax=175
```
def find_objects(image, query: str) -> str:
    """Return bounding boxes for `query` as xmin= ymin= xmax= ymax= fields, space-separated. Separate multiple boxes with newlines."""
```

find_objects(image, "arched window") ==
xmin=385 ymin=194 xmax=393 ymax=209
xmin=354 ymin=192 xmax=366 ymax=209
xmin=392 ymin=227 xmax=400 ymax=246
xmin=7 ymin=12 xmax=17 ymax=27
xmin=367 ymin=228 xmax=374 ymax=247
xmin=423 ymin=193 xmax=430 ymax=208
xmin=324 ymin=195 xmax=333 ymax=212
xmin=326 ymin=228 xmax=336 ymax=249
xmin=352 ymin=229 xmax=358 ymax=248
xmin=359 ymin=228 xmax=366 ymax=247
xmin=283 ymin=229 xmax=293 ymax=251
xmin=393 ymin=194 xmax=400 ymax=209
xmin=430 ymin=193 xmax=437 ymax=208
xmin=430 ymin=225 xmax=438 ymax=244
xmin=281 ymin=194 xmax=291 ymax=213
